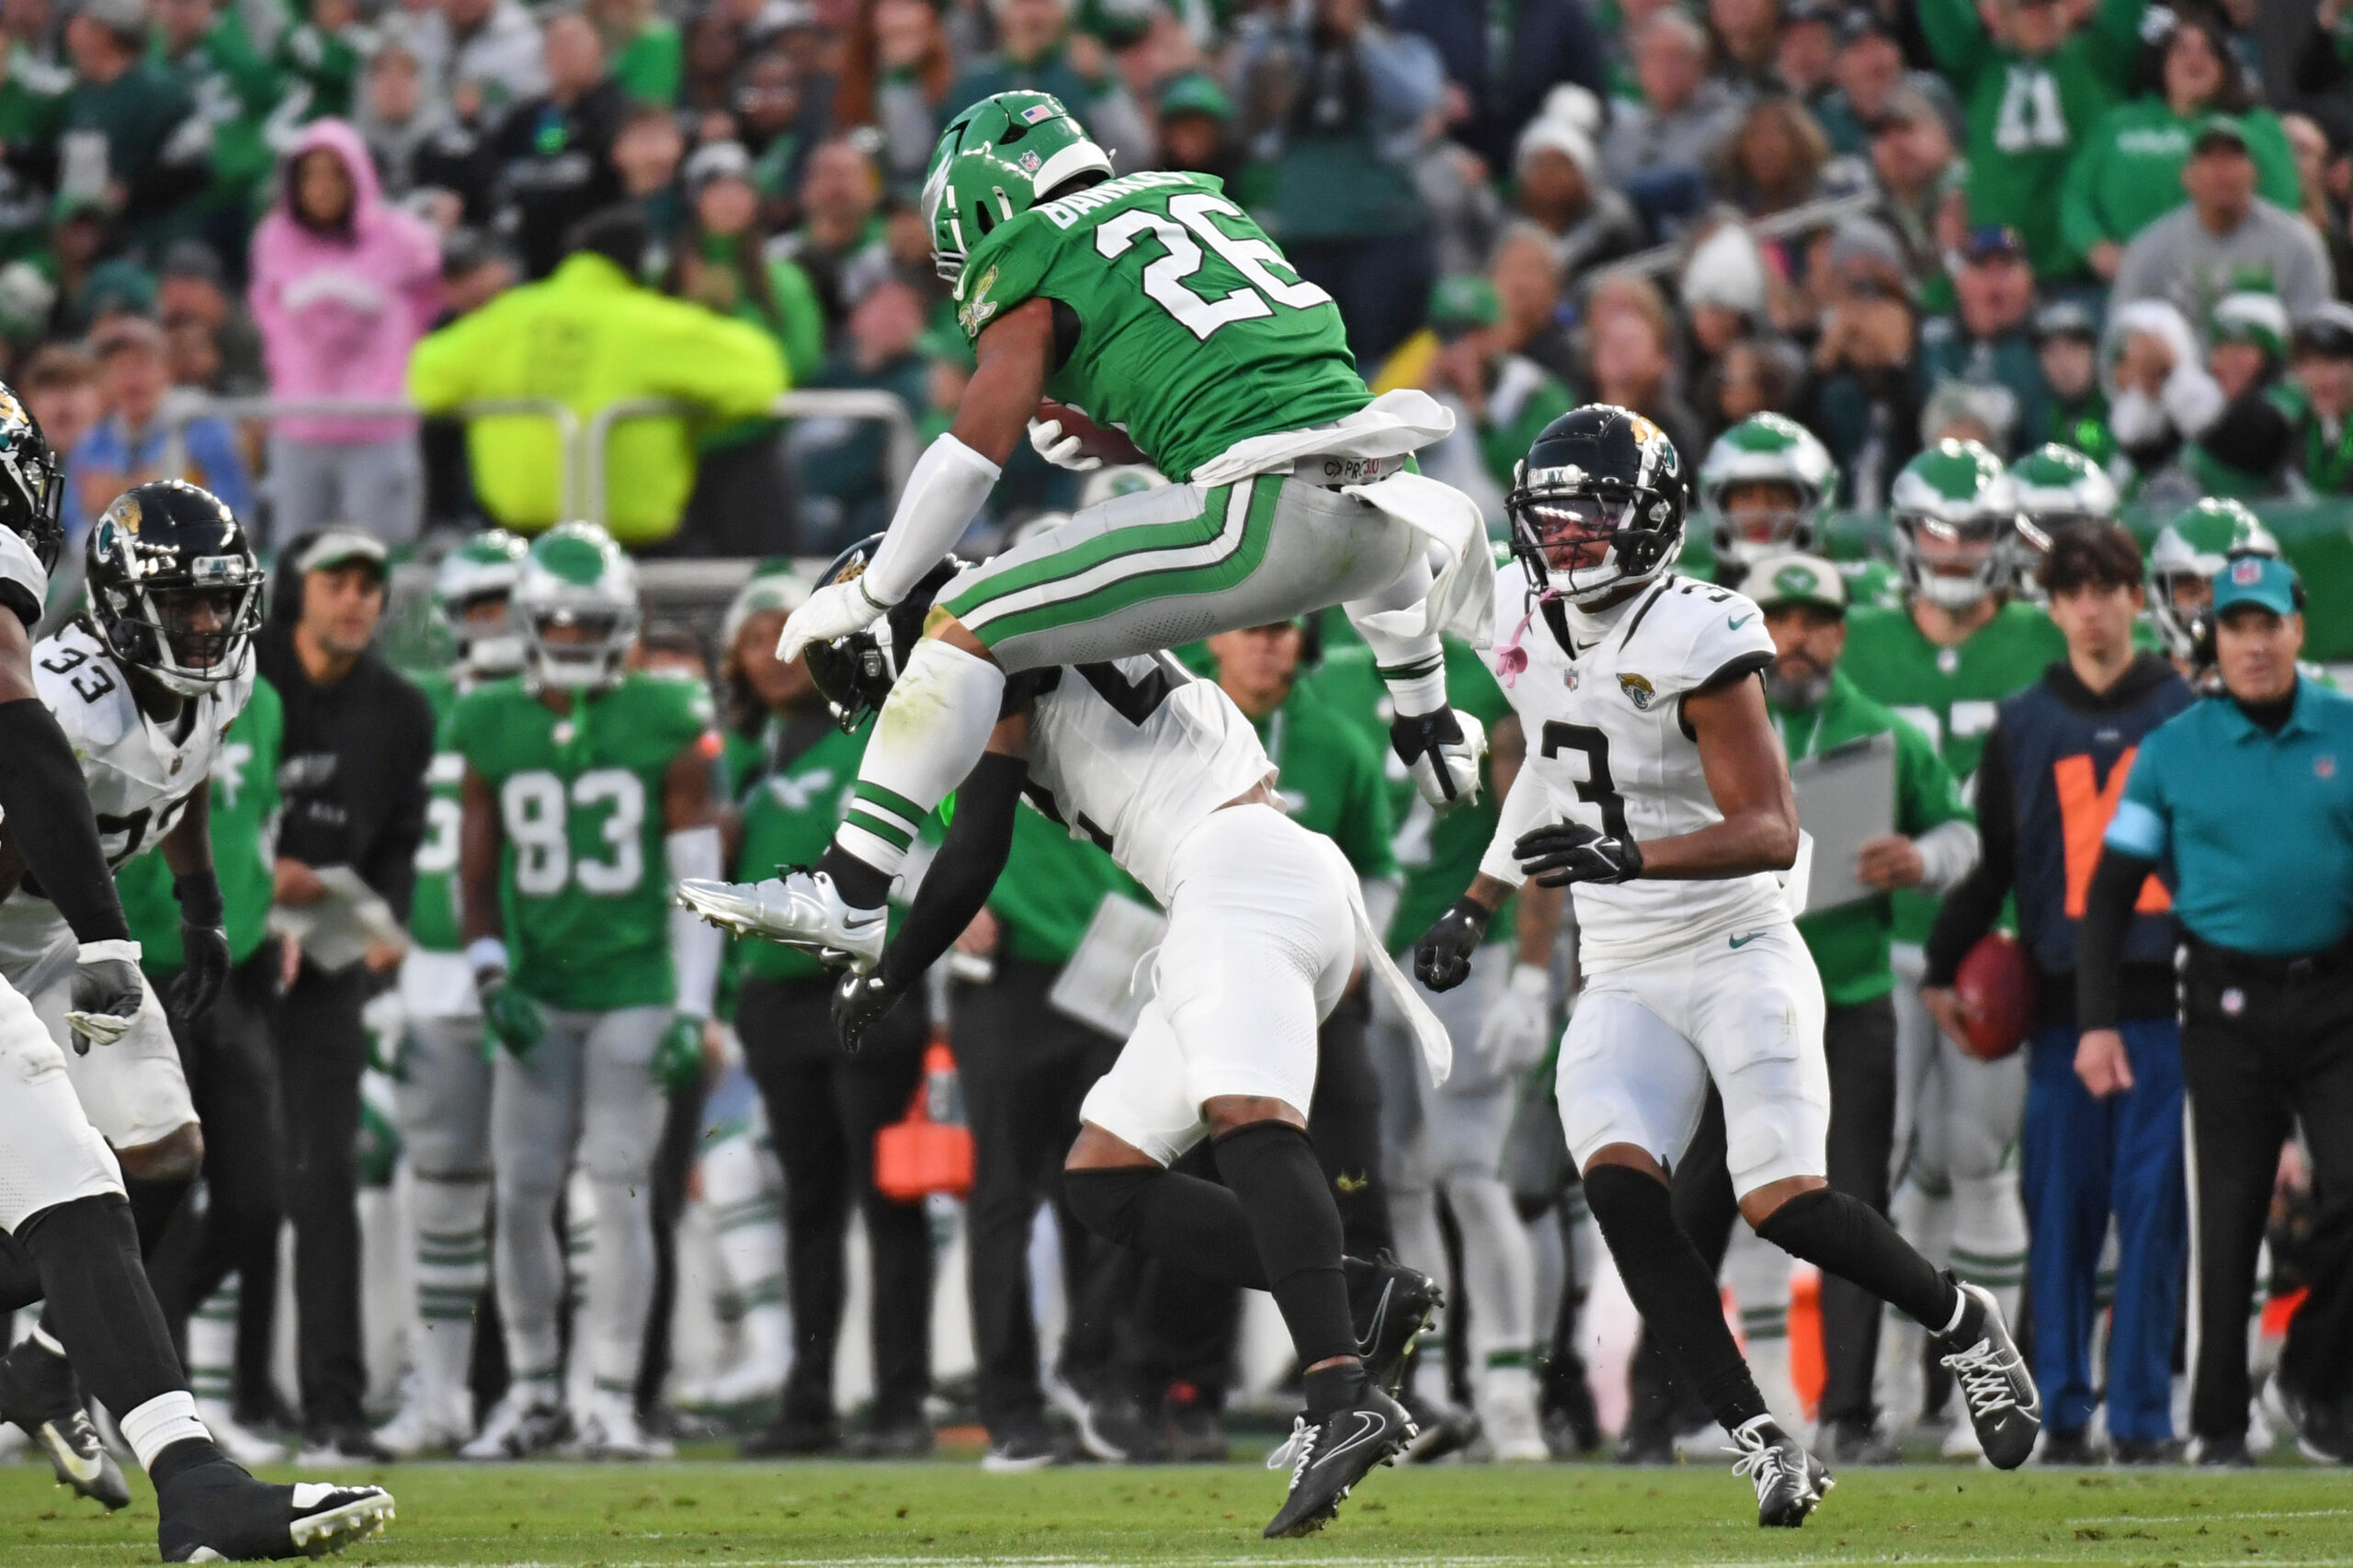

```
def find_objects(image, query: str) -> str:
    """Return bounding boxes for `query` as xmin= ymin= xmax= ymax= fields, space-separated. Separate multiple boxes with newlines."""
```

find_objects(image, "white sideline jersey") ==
xmin=1481 ymin=566 xmax=1785 ymax=971
xmin=0 ymin=621 xmax=255 ymax=976
xmin=0 ymin=525 xmax=44 ymax=622
xmin=1017 ymin=653 xmax=1274 ymax=903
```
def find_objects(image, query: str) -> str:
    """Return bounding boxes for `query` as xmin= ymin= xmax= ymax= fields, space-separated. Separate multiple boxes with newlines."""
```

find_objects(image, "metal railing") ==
xmin=578 ymin=389 xmax=920 ymax=533
xmin=162 ymin=395 xmax=585 ymax=521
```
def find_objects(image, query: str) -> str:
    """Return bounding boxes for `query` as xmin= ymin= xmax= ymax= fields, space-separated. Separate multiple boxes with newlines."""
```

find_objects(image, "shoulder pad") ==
xmin=33 ymin=625 xmax=135 ymax=754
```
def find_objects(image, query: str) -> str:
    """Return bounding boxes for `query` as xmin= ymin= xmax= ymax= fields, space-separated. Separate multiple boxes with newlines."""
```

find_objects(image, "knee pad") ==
xmin=1063 ymin=1166 xmax=1156 ymax=1248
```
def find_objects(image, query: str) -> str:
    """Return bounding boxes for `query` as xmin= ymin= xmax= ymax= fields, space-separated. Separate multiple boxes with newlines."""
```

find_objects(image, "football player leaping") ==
xmin=1415 ymin=406 xmax=2041 ymax=1527
xmin=680 ymin=89 xmax=1492 ymax=966
xmin=700 ymin=537 xmax=1448 ymax=1539
xmin=0 ymin=457 xmax=392 ymax=1558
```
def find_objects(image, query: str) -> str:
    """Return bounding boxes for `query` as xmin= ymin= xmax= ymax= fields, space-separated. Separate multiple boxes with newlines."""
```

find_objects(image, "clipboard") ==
xmin=1047 ymin=892 xmax=1167 ymax=1040
xmin=268 ymin=866 xmax=411 ymax=972
xmin=1789 ymin=731 xmax=1898 ymax=914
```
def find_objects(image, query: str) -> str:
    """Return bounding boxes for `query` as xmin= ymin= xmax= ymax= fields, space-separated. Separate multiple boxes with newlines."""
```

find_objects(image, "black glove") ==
xmin=170 ymin=869 xmax=230 ymax=1018
xmin=67 ymin=939 xmax=145 ymax=1054
xmin=833 ymin=966 xmax=905 ymax=1054
xmin=1413 ymin=897 xmax=1491 ymax=993
xmin=1516 ymin=819 xmax=1644 ymax=886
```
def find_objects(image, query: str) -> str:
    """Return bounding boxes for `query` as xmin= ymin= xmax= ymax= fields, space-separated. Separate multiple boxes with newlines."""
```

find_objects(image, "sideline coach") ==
xmin=2079 ymin=555 xmax=2353 ymax=1465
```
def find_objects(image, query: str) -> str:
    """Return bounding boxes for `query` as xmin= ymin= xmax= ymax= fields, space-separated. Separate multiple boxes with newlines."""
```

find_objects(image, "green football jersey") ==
xmin=446 ymin=672 xmax=716 ymax=1012
xmin=1253 ymin=681 xmax=1395 ymax=882
xmin=1842 ymin=598 xmax=2065 ymax=944
xmin=408 ymin=668 xmax=464 ymax=954
xmin=119 ymin=676 xmax=283 ymax=972
xmin=1304 ymin=628 xmax=1518 ymax=951
xmin=954 ymin=169 xmax=1370 ymax=483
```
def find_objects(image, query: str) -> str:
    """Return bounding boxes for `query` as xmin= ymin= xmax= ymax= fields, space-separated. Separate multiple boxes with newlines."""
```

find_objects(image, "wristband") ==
xmin=173 ymin=869 xmax=225 ymax=928
xmin=77 ymin=937 xmax=142 ymax=965
xmin=465 ymin=937 xmax=510 ymax=980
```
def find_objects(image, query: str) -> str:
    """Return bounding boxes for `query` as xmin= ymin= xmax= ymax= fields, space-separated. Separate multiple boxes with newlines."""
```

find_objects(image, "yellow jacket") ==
xmin=407 ymin=254 xmax=786 ymax=545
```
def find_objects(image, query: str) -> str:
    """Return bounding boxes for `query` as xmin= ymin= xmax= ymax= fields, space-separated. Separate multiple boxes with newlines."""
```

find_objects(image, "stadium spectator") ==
xmin=1774 ymin=0 xmax=1843 ymax=128
xmin=61 ymin=0 xmax=207 ymax=254
xmin=411 ymin=0 xmax=547 ymax=119
xmin=357 ymin=31 xmax=479 ymax=210
xmin=1153 ymin=72 xmax=1243 ymax=187
xmin=793 ymin=275 xmax=926 ymax=554
xmin=70 ymin=314 xmax=254 ymax=543
xmin=2032 ymin=300 xmax=2114 ymax=466
xmin=2172 ymin=301 xmax=2353 ymax=498
xmin=1862 ymin=86 xmax=1961 ymax=291
xmin=1917 ymin=225 xmax=2045 ymax=460
xmin=1926 ymin=524 xmax=2193 ymax=1465
xmin=835 ymin=0 xmax=956 ymax=190
xmin=768 ymin=136 xmax=885 ymax=336
xmin=1512 ymin=111 xmax=1643 ymax=287
xmin=488 ymin=11 xmax=626 ymax=280
xmin=1583 ymin=297 xmax=1705 ymax=474
xmin=1799 ymin=222 xmax=1918 ymax=506
xmin=248 ymin=119 xmax=442 ymax=547
xmin=1711 ymin=94 xmax=1836 ymax=222
xmin=2078 ymin=553 xmax=2353 ymax=1464
xmin=406 ymin=206 xmax=784 ymax=549
xmin=2111 ymin=117 xmax=2334 ymax=325
xmin=591 ymin=0 xmax=679 ymax=106
xmin=1598 ymin=11 xmax=1743 ymax=232
xmin=260 ymin=525 xmax=434 ymax=1464
xmin=159 ymin=239 xmax=264 ymax=395
xmin=943 ymin=0 xmax=1145 ymax=164
xmin=614 ymin=100 xmax=689 ymax=246
xmin=1391 ymin=0 xmax=1608 ymax=174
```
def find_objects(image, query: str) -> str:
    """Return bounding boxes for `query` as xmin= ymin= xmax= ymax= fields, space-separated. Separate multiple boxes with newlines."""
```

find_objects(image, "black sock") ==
xmin=816 ymin=845 xmax=891 ymax=910
xmin=124 ymin=1175 xmax=192 ymax=1260
xmin=1212 ymin=1121 xmax=1360 ymax=1405
xmin=1756 ymin=1187 xmax=1962 ymax=1333
xmin=16 ymin=1195 xmax=195 ymax=1436
xmin=1063 ymin=1166 xmax=1270 ymax=1289
xmin=148 ymin=1436 xmax=235 ymax=1494
xmin=1584 ymin=1165 xmax=1768 ymax=1433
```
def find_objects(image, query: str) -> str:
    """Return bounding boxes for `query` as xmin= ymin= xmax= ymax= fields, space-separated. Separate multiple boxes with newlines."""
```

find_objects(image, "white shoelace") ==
xmin=1266 ymin=1415 xmax=1319 ymax=1483
xmin=1727 ymin=1426 xmax=1792 ymax=1500
xmin=1940 ymin=1338 xmax=2021 ymax=1417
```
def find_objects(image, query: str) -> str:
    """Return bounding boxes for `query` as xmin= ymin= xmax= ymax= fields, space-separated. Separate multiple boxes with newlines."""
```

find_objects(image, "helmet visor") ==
xmin=1518 ymin=492 xmax=1637 ymax=572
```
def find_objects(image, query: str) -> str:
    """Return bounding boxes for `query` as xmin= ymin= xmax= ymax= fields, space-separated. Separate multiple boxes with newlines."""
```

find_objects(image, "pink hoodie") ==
xmin=248 ymin=119 xmax=444 ymax=444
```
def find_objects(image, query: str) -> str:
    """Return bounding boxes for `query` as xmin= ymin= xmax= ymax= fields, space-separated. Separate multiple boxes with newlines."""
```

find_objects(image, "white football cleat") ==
xmin=676 ymin=870 xmax=887 ymax=972
xmin=1479 ymin=1371 xmax=1551 ymax=1462
xmin=458 ymin=1385 xmax=570 ymax=1460
xmin=371 ymin=1390 xmax=472 ymax=1459
xmin=573 ymin=1392 xmax=665 ymax=1460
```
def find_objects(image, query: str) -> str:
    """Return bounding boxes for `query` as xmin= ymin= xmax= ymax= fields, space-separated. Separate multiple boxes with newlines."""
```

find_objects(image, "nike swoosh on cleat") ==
xmin=1320 ymin=1411 xmax=1391 ymax=1469
xmin=1357 ymin=1282 xmax=1393 ymax=1358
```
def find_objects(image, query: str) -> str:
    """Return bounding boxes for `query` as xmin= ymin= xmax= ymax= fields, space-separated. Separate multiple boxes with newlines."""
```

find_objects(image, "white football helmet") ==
xmin=1699 ymin=414 xmax=1835 ymax=572
xmin=433 ymin=529 xmax=530 ymax=678
xmin=512 ymin=522 xmax=642 ymax=691
xmin=1889 ymin=440 xmax=2018 ymax=612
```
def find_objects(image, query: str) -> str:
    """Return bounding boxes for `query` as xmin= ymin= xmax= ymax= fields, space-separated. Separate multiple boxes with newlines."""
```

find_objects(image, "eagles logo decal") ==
xmin=958 ymin=265 xmax=1001 ymax=335
xmin=1619 ymin=673 xmax=1655 ymax=710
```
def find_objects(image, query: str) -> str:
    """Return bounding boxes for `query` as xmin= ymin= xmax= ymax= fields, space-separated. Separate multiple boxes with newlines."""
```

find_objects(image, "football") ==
xmin=1953 ymin=930 xmax=2037 ymax=1061
xmin=1037 ymin=400 xmax=1147 ymax=465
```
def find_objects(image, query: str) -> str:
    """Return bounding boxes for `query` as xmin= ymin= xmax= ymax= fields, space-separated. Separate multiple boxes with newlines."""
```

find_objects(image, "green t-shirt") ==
xmin=2059 ymin=98 xmax=2301 ymax=264
xmin=408 ymin=668 xmax=464 ymax=953
xmin=1303 ymin=627 xmax=1518 ymax=951
xmin=119 ymin=676 xmax=283 ymax=972
xmin=611 ymin=18 xmax=682 ymax=106
xmin=954 ymin=169 xmax=1369 ymax=483
xmin=732 ymin=720 xmax=878 ymax=986
xmin=1253 ymin=681 xmax=1395 ymax=881
xmin=1841 ymin=597 xmax=2065 ymax=943
xmin=1772 ymin=669 xmax=1972 ymax=1006
xmin=446 ymin=672 xmax=715 ymax=1010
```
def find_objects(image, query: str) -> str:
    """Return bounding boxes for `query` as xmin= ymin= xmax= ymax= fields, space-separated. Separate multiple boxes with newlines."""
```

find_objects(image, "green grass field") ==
xmin=4 ymin=1454 xmax=2350 ymax=1568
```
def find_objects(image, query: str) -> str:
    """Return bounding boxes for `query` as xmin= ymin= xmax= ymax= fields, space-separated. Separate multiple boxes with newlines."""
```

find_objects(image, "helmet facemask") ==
xmin=1710 ymin=478 xmax=1815 ymax=570
xmin=523 ymin=597 xmax=638 ymax=691
xmin=449 ymin=590 xmax=525 ymax=679
xmin=1894 ymin=509 xmax=2009 ymax=611
xmin=97 ymin=543 xmax=260 ymax=698
xmin=1508 ymin=475 xmax=1679 ymax=606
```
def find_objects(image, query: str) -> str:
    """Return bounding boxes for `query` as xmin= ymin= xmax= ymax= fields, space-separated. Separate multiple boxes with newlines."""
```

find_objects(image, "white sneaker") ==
xmin=458 ymin=1385 xmax=570 ymax=1460
xmin=1941 ymin=1415 xmax=1984 ymax=1460
xmin=573 ymin=1393 xmax=661 ymax=1460
xmin=373 ymin=1391 xmax=473 ymax=1459
xmin=195 ymin=1398 xmax=288 ymax=1466
xmin=692 ymin=1356 xmax=787 ymax=1411
xmin=676 ymin=871 xmax=886 ymax=971
xmin=1480 ymin=1371 xmax=1551 ymax=1462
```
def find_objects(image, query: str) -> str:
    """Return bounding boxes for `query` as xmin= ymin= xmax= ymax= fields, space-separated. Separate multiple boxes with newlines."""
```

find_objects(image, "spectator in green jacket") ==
xmin=1919 ymin=0 xmax=2145 ymax=280
xmin=591 ymin=0 xmax=678 ymax=104
xmin=2060 ymin=6 xmax=2298 ymax=281
xmin=407 ymin=205 xmax=785 ymax=547
xmin=2032 ymin=300 xmax=2115 ymax=469
xmin=154 ymin=0 xmax=283 ymax=260
xmin=63 ymin=0 xmax=207 ymax=255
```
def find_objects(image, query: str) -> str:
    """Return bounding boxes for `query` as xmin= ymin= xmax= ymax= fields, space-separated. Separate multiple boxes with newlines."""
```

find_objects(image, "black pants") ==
xmin=148 ymin=951 xmax=286 ymax=1410
xmin=638 ymin=1076 xmax=710 ymax=1413
xmin=2179 ymin=943 xmax=2353 ymax=1438
xmin=736 ymin=974 xmax=932 ymax=1426
xmin=1818 ymin=995 xmax=1899 ymax=1426
xmin=274 ymin=960 xmax=370 ymax=1431
xmin=951 ymin=958 xmax=1124 ymax=1436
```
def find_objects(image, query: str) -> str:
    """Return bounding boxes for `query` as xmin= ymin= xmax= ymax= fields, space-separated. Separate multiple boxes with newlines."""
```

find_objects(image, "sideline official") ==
xmin=2079 ymin=554 xmax=2353 ymax=1464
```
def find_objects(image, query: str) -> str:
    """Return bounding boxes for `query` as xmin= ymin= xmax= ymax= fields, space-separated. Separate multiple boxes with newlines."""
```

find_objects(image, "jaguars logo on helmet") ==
xmin=1505 ymin=403 xmax=1688 ymax=606
xmin=801 ymin=534 xmax=968 ymax=732
xmin=512 ymin=522 xmax=642 ymax=691
xmin=1888 ymin=439 xmax=2018 ymax=612
xmin=85 ymin=479 xmax=261 ymax=696
xmin=0 ymin=381 xmax=63 ymax=574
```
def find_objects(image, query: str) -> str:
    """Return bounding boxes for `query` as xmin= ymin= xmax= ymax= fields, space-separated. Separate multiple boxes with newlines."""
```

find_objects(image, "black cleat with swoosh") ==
xmin=1346 ymin=1253 xmax=1440 ymax=1398
xmin=0 ymin=1334 xmax=128 ymax=1511
xmin=1263 ymin=1387 xmax=1415 ymax=1539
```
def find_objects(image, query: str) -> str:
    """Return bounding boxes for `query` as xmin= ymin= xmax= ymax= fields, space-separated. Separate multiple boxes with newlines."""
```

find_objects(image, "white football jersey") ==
xmin=0 ymin=525 xmax=45 ymax=621
xmin=1018 ymin=653 xmax=1275 ymax=903
xmin=1482 ymin=565 xmax=1786 ymax=971
xmin=0 ymin=621 xmax=256 ymax=975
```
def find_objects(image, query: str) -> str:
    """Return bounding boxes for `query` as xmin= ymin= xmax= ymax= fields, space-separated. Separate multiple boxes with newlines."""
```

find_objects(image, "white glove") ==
xmin=1028 ymin=416 xmax=1103 ymax=472
xmin=1476 ymin=962 xmax=1553 ymax=1074
xmin=777 ymin=576 xmax=889 ymax=663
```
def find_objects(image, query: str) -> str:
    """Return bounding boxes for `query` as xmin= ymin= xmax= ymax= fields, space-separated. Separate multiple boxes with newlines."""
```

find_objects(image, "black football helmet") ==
xmin=802 ymin=534 xmax=967 ymax=732
xmin=86 ymin=480 xmax=262 ymax=696
xmin=0 ymin=381 xmax=63 ymax=573
xmin=1504 ymin=403 xmax=1688 ymax=605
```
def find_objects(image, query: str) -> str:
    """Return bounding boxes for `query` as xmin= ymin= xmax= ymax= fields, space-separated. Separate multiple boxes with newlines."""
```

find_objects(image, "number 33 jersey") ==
xmin=0 ymin=621 xmax=255 ymax=974
xmin=1480 ymin=568 xmax=1786 ymax=972
xmin=446 ymin=673 xmax=716 ymax=1012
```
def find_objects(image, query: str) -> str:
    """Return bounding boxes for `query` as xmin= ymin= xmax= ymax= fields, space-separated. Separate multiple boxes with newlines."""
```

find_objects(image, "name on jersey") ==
xmin=1035 ymin=169 xmax=1194 ymax=229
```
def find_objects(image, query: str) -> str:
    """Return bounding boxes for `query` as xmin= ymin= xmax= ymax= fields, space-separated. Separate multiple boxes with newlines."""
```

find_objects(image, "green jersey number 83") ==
xmin=502 ymin=766 xmax=646 ymax=896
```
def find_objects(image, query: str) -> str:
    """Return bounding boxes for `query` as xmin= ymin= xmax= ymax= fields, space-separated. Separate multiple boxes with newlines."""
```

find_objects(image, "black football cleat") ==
xmin=158 ymin=1460 xmax=394 ymax=1562
xmin=0 ymin=1334 xmax=129 ymax=1510
xmin=1935 ymin=1281 xmax=2041 ymax=1470
xmin=1263 ymin=1386 xmax=1414 ymax=1539
xmin=1728 ymin=1415 xmax=1832 ymax=1528
xmin=1345 ymin=1252 xmax=1441 ymax=1397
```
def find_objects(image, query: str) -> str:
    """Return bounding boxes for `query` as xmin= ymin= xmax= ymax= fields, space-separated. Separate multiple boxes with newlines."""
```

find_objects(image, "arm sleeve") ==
xmin=863 ymin=433 xmax=1003 ymax=605
xmin=2075 ymin=846 xmax=2159 ymax=1029
xmin=1914 ymin=0 xmax=1991 ymax=76
xmin=877 ymin=750 xmax=1024 ymax=989
xmin=0 ymin=698 xmax=131 ymax=944
xmin=1477 ymin=761 xmax=1551 ymax=888
xmin=1923 ymin=721 xmax=2018 ymax=986
xmin=2058 ymin=125 xmax=2114 ymax=263
xmin=666 ymin=824 xmax=723 ymax=1017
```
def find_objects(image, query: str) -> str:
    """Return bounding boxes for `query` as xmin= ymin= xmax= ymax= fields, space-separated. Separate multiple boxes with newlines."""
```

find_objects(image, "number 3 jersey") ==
xmin=1015 ymin=653 xmax=1273 ymax=905
xmin=1480 ymin=568 xmax=1785 ymax=972
xmin=953 ymin=169 xmax=1369 ymax=483
xmin=0 ymin=620 xmax=256 ymax=976
xmin=445 ymin=672 xmax=715 ymax=1012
